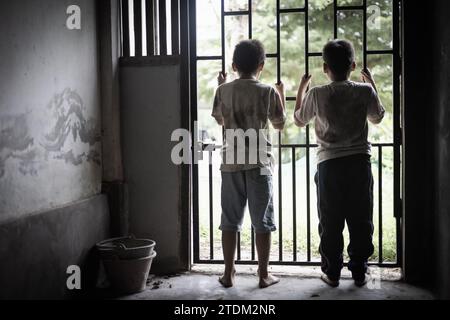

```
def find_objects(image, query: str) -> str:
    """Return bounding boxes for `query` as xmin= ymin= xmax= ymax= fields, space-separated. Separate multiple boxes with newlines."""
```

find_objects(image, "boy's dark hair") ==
xmin=232 ymin=40 xmax=266 ymax=75
xmin=322 ymin=40 xmax=355 ymax=80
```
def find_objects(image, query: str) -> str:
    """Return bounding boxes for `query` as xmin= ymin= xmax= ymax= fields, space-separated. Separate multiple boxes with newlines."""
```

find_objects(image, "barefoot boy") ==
xmin=294 ymin=40 xmax=385 ymax=287
xmin=212 ymin=40 xmax=286 ymax=288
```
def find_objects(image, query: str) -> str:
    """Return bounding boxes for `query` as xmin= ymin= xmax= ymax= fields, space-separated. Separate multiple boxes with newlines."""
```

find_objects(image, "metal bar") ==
xmin=292 ymin=147 xmax=297 ymax=261
xmin=237 ymin=233 xmax=241 ymax=260
xmin=209 ymin=151 xmax=214 ymax=260
xmin=266 ymin=53 xmax=278 ymax=58
xmin=196 ymin=260 xmax=400 ymax=268
xmin=333 ymin=0 xmax=338 ymax=39
xmin=308 ymin=52 xmax=323 ymax=57
xmin=122 ymin=0 xmax=130 ymax=57
xmin=201 ymin=143 xmax=396 ymax=150
xmin=134 ymin=0 xmax=143 ymax=57
xmin=189 ymin=0 xmax=200 ymax=263
xmin=145 ymin=0 xmax=155 ymax=56
xmin=276 ymin=0 xmax=281 ymax=84
xmin=305 ymin=0 xmax=309 ymax=75
xmin=378 ymin=146 xmax=383 ymax=264
xmin=251 ymin=227 xmax=255 ymax=261
xmin=276 ymin=0 xmax=283 ymax=262
xmin=306 ymin=126 xmax=311 ymax=262
xmin=179 ymin=0 xmax=191 ymax=269
xmin=248 ymin=0 xmax=252 ymax=39
xmin=171 ymin=0 xmax=180 ymax=55
xmin=197 ymin=56 xmax=223 ymax=61
xmin=224 ymin=10 xmax=250 ymax=16
xmin=221 ymin=0 xmax=225 ymax=73
xmin=393 ymin=0 xmax=402 ymax=267
xmin=363 ymin=0 xmax=367 ymax=69
xmin=279 ymin=8 xmax=307 ymax=14
xmin=367 ymin=50 xmax=395 ymax=55
xmin=305 ymin=0 xmax=311 ymax=263
xmin=159 ymin=0 xmax=167 ymax=55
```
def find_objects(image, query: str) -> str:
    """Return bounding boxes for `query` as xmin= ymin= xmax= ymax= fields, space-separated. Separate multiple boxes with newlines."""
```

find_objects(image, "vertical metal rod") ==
xmin=209 ymin=151 xmax=214 ymax=260
xmin=333 ymin=0 xmax=338 ymax=39
xmin=305 ymin=0 xmax=309 ymax=75
xmin=276 ymin=0 xmax=283 ymax=262
xmin=306 ymin=126 xmax=311 ymax=262
xmin=378 ymin=146 xmax=383 ymax=263
xmin=292 ymin=147 xmax=297 ymax=261
xmin=250 ymin=32 xmax=255 ymax=255
xmin=237 ymin=233 xmax=241 ymax=260
xmin=363 ymin=0 xmax=368 ymax=69
xmin=159 ymin=0 xmax=167 ymax=55
xmin=276 ymin=0 xmax=281 ymax=84
xmin=189 ymin=0 xmax=200 ymax=263
xmin=179 ymin=0 xmax=191 ymax=268
xmin=171 ymin=0 xmax=180 ymax=55
xmin=248 ymin=0 xmax=252 ymax=39
xmin=251 ymin=227 xmax=255 ymax=261
xmin=122 ymin=0 xmax=130 ymax=57
xmin=145 ymin=0 xmax=155 ymax=56
xmin=221 ymin=0 xmax=226 ymax=73
xmin=134 ymin=0 xmax=143 ymax=57
xmin=393 ymin=0 xmax=402 ymax=266
xmin=305 ymin=0 xmax=311 ymax=263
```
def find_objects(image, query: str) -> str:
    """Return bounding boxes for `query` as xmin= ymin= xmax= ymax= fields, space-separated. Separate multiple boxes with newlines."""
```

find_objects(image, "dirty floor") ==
xmin=116 ymin=266 xmax=434 ymax=300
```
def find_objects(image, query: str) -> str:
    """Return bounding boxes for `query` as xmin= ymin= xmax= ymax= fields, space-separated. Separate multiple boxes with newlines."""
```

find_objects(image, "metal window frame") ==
xmin=190 ymin=0 xmax=402 ymax=268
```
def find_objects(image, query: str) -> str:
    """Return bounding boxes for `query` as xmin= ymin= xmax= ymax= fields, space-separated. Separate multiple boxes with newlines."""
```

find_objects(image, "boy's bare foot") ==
xmin=320 ymin=274 xmax=340 ymax=287
xmin=219 ymin=269 xmax=236 ymax=288
xmin=259 ymin=274 xmax=280 ymax=289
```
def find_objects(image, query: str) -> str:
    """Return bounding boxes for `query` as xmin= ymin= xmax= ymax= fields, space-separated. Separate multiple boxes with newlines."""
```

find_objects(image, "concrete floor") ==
xmin=118 ymin=266 xmax=434 ymax=300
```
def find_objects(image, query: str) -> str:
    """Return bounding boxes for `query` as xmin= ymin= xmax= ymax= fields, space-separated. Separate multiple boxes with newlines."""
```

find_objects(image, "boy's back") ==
xmin=294 ymin=39 xmax=385 ymax=287
xmin=295 ymin=80 xmax=385 ymax=164
xmin=215 ymin=79 xmax=284 ymax=130
xmin=213 ymin=78 xmax=285 ymax=172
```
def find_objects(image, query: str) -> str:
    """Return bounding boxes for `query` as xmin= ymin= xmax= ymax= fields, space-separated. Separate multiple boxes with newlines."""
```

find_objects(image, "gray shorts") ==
xmin=220 ymin=168 xmax=276 ymax=234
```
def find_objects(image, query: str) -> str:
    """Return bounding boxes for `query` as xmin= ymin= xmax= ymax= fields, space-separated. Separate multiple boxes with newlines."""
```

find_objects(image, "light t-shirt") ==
xmin=294 ymin=80 xmax=385 ymax=164
xmin=212 ymin=79 xmax=286 ymax=173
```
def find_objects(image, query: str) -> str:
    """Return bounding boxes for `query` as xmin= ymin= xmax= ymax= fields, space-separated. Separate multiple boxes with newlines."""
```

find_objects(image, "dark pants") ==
xmin=315 ymin=154 xmax=375 ymax=281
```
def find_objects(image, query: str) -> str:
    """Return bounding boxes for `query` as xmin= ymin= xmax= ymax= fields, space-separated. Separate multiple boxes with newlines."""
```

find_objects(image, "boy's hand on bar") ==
xmin=361 ymin=68 xmax=378 ymax=93
xmin=217 ymin=71 xmax=227 ymax=86
xmin=299 ymin=74 xmax=312 ymax=93
xmin=275 ymin=81 xmax=286 ymax=109
xmin=275 ymin=81 xmax=285 ymax=94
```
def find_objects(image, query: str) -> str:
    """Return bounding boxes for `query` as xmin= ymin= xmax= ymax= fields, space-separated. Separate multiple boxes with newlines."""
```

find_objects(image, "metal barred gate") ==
xmin=190 ymin=0 xmax=402 ymax=267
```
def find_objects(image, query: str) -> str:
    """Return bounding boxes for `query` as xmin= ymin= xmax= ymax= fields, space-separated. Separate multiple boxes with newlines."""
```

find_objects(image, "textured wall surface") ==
xmin=0 ymin=195 xmax=109 ymax=299
xmin=120 ymin=58 xmax=184 ymax=274
xmin=0 ymin=0 xmax=108 ymax=299
xmin=433 ymin=0 xmax=450 ymax=300
xmin=0 ymin=0 xmax=102 ymax=222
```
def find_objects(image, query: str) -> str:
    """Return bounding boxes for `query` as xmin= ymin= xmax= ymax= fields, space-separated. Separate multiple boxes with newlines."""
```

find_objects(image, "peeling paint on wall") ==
xmin=0 ymin=113 xmax=38 ymax=178
xmin=0 ymin=89 xmax=101 ymax=180
xmin=41 ymin=88 xmax=101 ymax=166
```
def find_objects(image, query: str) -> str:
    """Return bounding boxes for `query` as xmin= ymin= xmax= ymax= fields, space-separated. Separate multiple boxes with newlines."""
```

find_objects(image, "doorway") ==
xmin=190 ymin=0 xmax=402 ymax=267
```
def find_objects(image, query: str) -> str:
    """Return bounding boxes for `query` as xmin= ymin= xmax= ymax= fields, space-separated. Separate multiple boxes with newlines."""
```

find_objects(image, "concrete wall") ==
xmin=403 ymin=0 xmax=450 ymax=299
xmin=120 ymin=57 xmax=185 ymax=274
xmin=0 ymin=0 xmax=109 ymax=298
xmin=0 ymin=0 xmax=102 ymax=221
xmin=402 ymin=1 xmax=435 ymax=288
xmin=0 ymin=195 xmax=109 ymax=299
xmin=433 ymin=0 xmax=450 ymax=300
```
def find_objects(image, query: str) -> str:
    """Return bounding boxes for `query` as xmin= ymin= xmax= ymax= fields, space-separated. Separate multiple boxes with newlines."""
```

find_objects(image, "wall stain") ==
xmin=0 ymin=88 xmax=101 ymax=180
xmin=41 ymin=88 xmax=101 ymax=166
xmin=0 ymin=114 xmax=37 ymax=178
